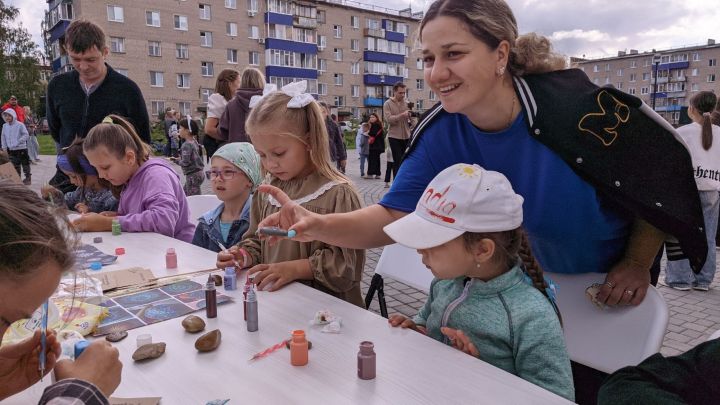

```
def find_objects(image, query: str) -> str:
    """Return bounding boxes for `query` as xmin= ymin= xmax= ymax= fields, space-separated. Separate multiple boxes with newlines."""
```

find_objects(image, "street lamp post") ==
xmin=652 ymin=53 xmax=661 ymax=111
xmin=380 ymin=74 xmax=385 ymax=123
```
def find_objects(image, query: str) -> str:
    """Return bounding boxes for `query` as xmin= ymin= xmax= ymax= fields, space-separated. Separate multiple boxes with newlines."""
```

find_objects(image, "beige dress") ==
xmin=239 ymin=171 xmax=366 ymax=307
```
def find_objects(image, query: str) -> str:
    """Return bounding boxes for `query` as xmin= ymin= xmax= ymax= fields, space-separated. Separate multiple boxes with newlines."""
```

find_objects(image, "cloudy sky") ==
xmin=11 ymin=0 xmax=720 ymax=59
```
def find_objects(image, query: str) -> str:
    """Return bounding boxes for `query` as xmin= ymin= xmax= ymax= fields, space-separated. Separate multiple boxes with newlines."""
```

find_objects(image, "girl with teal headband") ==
xmin=191 ymin=142 xmax=262 ymax=252
xmin=41 ymin=138 xmax=117 ymax=213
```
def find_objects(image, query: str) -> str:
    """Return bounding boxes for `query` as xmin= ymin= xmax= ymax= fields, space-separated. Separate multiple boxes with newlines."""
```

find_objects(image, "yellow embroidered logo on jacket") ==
xmin=578 ymin=91 xmax=630 ymax=146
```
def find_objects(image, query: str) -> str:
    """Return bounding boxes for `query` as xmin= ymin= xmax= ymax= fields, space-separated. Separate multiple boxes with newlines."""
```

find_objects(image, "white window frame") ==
xmin=148 ymin=41 xmax=161 ymax=57
xmin=176 ymin=43 xmax=189 ymax=59
xmin=201 ymin=88 xmax=212 ymax=103
xmin=351 ymin=16 xmax=359 ymax=29
xmin=247 ymin=0 xmax=258 ymax=12
xmin=334 ymin=73 xmax=343 ymax=86
xmin=416 ymin=79 xmax=424 ymax=90
xmin=110 ymin=37 xmax=125 ymax=53
xmin=145 ymin=11 xmax=160 ymax=27
xmin=351 ymin=85 xmax=360 ymax=98
xmin=227 ymin=49 xmax=238 ymax=64
xmin=178 ymin=101 xmax=191 ymax=115
xmin=351 ymin=39 xmax=359 ymax=52
xmin=318 ymin=83 xmax=327 ymax=95
xmin=708 ymin=74 xmax=716 ymax=82
xmin=200 ymin=31 xmax=213 ymax=47
xmin=334 ymin=95 xmax=344 ymax=107
xmin=174 ymin=15 xmax=188 ymax=31
xmin=107 ymin=5 xmax=124 ymax=22
xmin=150 ymin=71 xmax=164 ymax=87
xmin=333 ymin=25 xmax=342 ymax=38
xmin=334 ymin=48 xmax=342 ymax=61
xmin=201 ymin=61 xmax=214 ymax=77
xmin=227 ymin=22 xmax=238 ymax=37
xmin=225 ymin=0 xmax=237 ymax=9
xmin=199 ymin=4 xmax=211 ymax=20
xmin=249 ymin=51 xmax=260 ymax=66
xmin=249 ymin=25 xmax=260 ymax=39
xmin=709 ymin=59 xmax=717 ymax=67
xmin=351 ymin=62 xmax=360 ymax=75
xmin=151 ymin=101 xmax=165 ymax=116
xmin=177 ymin=73 xmax=191 ymax=89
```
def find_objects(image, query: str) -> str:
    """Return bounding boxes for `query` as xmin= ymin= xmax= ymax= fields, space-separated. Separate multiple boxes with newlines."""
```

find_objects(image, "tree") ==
xmin=0 ymin=1 xmax=43 ymax=113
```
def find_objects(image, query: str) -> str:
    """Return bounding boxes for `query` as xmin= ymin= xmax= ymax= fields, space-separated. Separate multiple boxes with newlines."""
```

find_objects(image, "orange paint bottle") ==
xmin=290 ymin=330 xmax=309 ymax=366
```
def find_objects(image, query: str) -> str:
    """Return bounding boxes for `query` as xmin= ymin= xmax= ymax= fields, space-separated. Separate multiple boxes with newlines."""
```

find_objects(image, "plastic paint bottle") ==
xmin=224 ymin=267 xmax=237 ymax=291
xmin=205 ymin=275 xmax=217 ymax=318
xmin=243 ymin=277 xmax=252 ymax=320
xmin=111 ymin=219 xmax=121 ymax=235
xmin=357 ymin=341 xmax=376 ymax=380
xmin=290 ymin=330 xmax=309 ymax=366
xmin=73 ymin=340 xmax=90 ymax=360
xmin=246 ymin=287 xmax=258 ymax=332
xmin=165 ymin=248 xmax=178 ymax=269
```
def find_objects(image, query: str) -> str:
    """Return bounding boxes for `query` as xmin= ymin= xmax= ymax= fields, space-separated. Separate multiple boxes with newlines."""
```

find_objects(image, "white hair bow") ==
xmin=249 ymin=80 xmax=315 ymax=109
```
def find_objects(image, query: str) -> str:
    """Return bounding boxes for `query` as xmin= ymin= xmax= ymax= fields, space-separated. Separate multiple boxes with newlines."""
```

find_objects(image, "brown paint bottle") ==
xmin=290 ymin=330 xmax=309 ymax=366
xmin=205 ymin=275 xmax=217 ymax=318
xmin=357 ymin=341 xmax=376 ymax=380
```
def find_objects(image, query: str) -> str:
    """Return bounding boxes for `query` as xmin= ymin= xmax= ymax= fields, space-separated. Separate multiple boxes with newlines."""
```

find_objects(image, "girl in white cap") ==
xmin=384 ymin=163 xmax=574 ymax=401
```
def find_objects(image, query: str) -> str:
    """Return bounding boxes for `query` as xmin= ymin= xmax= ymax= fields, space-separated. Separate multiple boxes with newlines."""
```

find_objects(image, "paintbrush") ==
xmin=216 ymin=241 xmax=243 ymax=269
xmin=38 ymin=301 xmax=49 ymax=381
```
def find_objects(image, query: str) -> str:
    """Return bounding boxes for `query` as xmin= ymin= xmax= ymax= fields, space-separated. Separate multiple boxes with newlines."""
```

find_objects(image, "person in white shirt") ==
xmin=665 ymin=91 xmax=720 ymax=291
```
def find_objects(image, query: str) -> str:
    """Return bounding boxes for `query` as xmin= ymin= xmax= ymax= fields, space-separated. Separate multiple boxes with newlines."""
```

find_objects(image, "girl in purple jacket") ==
xmin=73 ymin=115 xmax=195 ymax=242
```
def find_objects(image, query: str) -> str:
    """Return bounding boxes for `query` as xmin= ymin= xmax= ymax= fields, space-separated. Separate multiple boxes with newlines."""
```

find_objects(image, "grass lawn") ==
xmin=37 ymin=134 xmax=56 ymax=155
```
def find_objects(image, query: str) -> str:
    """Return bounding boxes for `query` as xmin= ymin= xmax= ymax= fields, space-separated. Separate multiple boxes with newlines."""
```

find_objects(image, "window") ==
xmin=351 ymin=16 xmax=359 ymax=29
xmin=200 ymin=31 xmax=213 ymax=47
xmin=593 ymin=65 xmax=599 ymax=72
xmin=692 ymin=68 xmax=698 ymax=76
xmin=317 ymin=35 xmax=326 ymax=50
xmin=115 ymin=68 xmax=128 ymax=77
xmin=629 ymin=73 xmax=636 ymax=82
xmin=709 ymin=59 xmax=717 ymax=67
xmin=616 ymin=69 xmax=622 ymax=76
xmin=416 ymin=79 xmax=424 ymax=90
xmin=605 ymin=77 xmax=610 ymax=84
xmin=318 ymin=59 xmax=327 ymax=72
xmin=605 ymin=63 xmax=610 ymax=72
xmin=317 ymin=10 xmax=325 ymax=23
xmin=641 ymin=87 xmax=649 ymax=95
xmin=628 ymin=88 xmax=635 ymax=95
xmin=227 ymin=49 xmax=238 ymax=63
xmin=227 ymin=22 xmax=237 ymax=36
xmin=176 ymin=43 xmax=189 ymax=59
xmin=247 ymin=0 xmax=258 ymax=13
xmin=107 ymin=5 xmax=123 ymax=22
xmin=150 ymin=71 xmax=163 ymax=87
xmin=249 ymin=25 xmax=259 ymax=39
xmin=416 ymin=99 xmax=423 ymax=110
xmin=691 ymin=83 xmax=699 ymax=92
xmin=708 ymin=74 xmax=716 ymax=82
xmin=630 ymin=60 xmax=637 ymax=68
xmin=177 ymin=73 xmax=190 ymax=88
xmin=351 ymin=85 xmax=360 ymax=97
xmin=178 ymin=102 xmax=191 ymax=115
xmin=334 ymin=95 xmax=344 ymax=107
xmin=334 ymin=73 xmax=343 ymax=85
xmin=677 ymin=70 xmax=685 ymax=79
xmin=201 ymin=62 xmax=214 ymax=77
xmin=416 ymin=58 xmax=423 ymax=70
xmin=199 ymin=4 xmax=211 ymax=20
xmin=616 ymin=82 xmax=623 ymax=90
xmin=201 ymin=88 xmax=212 ymax=103
xmin=429 ymin=90 xmax=436 ymax=101
xmin=249 ymin=51 xmax=260 ymax=65
xmin=225 ymin=0 xmax=237 ymax=9
xmin=174 ymin=15 xmax=188 ymax=30
xmin=110 ymin=37 xmax=125 ymax=53
xmin=151 ymin=101 xmax=165 ymax=116
xmin=642 ymin=72 xmax=649 ymax=81
xmin=333 ymin=25 xmax=342 ymax=38
xmin=146 ymin=11 xmax=160 ymax=26
xmin=693 ymin=52 xmax=700 ymax=61
xmin=351 ymin=39 xmax=359 ymax=52
xmin=334 ymin=48 xmax=342 ymax=61
xmin=318 ymin=83 xmax=327 ymax=95
xmin=148 ymin=41 xmax=161 ymax=57
xmin=351 ymin=62 xmax=360 ymax=75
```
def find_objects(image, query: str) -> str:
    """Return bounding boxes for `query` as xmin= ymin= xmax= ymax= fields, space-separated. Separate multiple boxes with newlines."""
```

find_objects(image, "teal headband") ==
xmin=213 ymin=142 xmax=263 ymax=192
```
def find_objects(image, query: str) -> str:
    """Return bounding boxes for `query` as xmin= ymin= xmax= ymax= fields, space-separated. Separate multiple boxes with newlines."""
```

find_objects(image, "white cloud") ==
xmin=550 ymin=29 xmax=610 ymax=42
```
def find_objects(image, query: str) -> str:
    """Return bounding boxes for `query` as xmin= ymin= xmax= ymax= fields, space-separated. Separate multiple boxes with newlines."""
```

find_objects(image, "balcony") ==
xmin=364 ymin=28 xmax=385 ymax=38
xmin=293 ymin=16 xmax=318 ymax=29
xmin=363 ymin=96 xmax=384 ymax=107
xmin=654 ymin=105 xmax=682 ymax=112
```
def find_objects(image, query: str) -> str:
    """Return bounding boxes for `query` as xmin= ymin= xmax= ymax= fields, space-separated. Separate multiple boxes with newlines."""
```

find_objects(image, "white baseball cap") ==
xmin=383 ymin=163 xmax=524 ymax=249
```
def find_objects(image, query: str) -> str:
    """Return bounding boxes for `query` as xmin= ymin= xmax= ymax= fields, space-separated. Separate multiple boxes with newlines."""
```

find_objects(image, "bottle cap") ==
xmin=225 ymin=266 xmax=236 ymax=275
xmin=114 ymin=247 xmax=125 ymax=255
xmin=136 ymin=334 xmax=152 ymax=348
xmin=89 ymin=261 xmax=102 ymax=271
xmin=74 ymin=340 xmax=90 ymax=359
xmin=167 ymin=248 xmax=176 ymax=255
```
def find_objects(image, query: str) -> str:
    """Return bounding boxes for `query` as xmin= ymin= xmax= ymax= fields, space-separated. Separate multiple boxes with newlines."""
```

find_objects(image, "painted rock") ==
xmin=195 ymin=329 xmax=221 ymax=352
xmin=132 ymin=342 xmax=166 ymax=361
xmin=212 ymin=274 xmax=223 ymax=286
xmin=106 ymin=330 xmax=128 ymax=342
xmin=182 ymin=315 xmax=206 ymax=333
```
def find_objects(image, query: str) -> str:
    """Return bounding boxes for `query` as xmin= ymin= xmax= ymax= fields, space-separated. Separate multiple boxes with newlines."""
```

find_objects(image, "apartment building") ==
xmin=575 ymin=39 xmax=720 ymax=125
xmin=43 ymin=0 xmax=427 ymax=121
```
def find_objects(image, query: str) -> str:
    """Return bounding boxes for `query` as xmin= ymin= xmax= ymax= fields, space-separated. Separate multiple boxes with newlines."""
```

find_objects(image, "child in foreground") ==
xmin=192 ymin=142 xmax=262 ymax=252
xmin=73 ymin=115 xmax=195 ymax=242
xmin=216 ymin=81 xmax=366 ymax=307
xmin=41 ymin=138 xmax=117 ymax=213
xmin=384 ymin=163 xmax=574 ymax=401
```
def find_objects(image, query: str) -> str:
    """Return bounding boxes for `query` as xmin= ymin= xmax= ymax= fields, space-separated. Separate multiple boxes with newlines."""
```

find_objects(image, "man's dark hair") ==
xmin=63 ymin=19 xmax=106 ymax=53
xmin=392 ymin=82 xmax=407 ymax=92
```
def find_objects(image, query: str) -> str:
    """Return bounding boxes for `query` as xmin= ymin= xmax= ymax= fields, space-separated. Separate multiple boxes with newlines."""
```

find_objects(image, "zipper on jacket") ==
xmin=440 ymin=278 xmax=474 ymax=345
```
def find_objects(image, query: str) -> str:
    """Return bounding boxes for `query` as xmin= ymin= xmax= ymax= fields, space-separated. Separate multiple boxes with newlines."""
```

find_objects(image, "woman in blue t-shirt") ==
xmin=253 ymin=0 xmax=704 ymax=309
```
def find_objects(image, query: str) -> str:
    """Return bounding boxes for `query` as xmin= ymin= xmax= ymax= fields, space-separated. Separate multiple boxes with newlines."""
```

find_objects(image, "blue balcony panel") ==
xmin=265 ymin=38 xmax=317 ymax=54
xmin=651 ymin=92 xmax=668 ymax=99
xmin=364 ymin=74 xmax=404 ymax=86
xmin=265 ymin=12 xmax=293 ymax=26
xmin=385 ymin=31 xmax=404 ymax=43
xmin=363 ymin=96 xmax=384 ymax=107
xmin=658 ymin=61 xmax=689 ymax=71
xmin=654 ymin=105 xmax=682 ymax=112
xmin=265 ymin=66 xmax=318 ymax=80
xmin=51 ymin=58 xmax=62 ymax=72
xmin=363 ymin=50 xmax=404 ymax=64
xmin=49 ymin=20 xmax=70 ymax=43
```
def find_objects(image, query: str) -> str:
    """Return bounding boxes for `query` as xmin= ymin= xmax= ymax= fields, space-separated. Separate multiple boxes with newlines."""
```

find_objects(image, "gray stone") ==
xmin=195 ymin=329 xmax=221 ymax=352
xmin=132 ymin=342 xmax=166 ymax=361
xmin=106 ymin=330 xmax=128 ymax=342
xmin=182 ymin=315 xmax=206 ymax=333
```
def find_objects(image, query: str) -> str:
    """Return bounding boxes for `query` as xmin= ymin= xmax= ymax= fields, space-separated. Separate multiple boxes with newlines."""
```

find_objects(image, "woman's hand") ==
xmin=441 ymin=327 xmax=480 ymax=357
xmin=53 ymin=340 xmax=122 ymax=398
xmin=74 ymin=202 xmax=89 ymax=214
xmin=0 ymin=329 xmax=60 ymax=400
xmin=597 ymin=257 xmax=650 ymax=306
xmin=388 ymin=315 xmax=427 ymax=334
xmin=72 ymin=213 xmax=113 ymax=232
xmin=248 ymin=259 xmax=311 ymax=292
xmin=256 ymin=185 xmax=322 ymax=244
